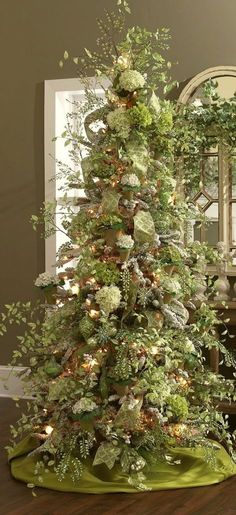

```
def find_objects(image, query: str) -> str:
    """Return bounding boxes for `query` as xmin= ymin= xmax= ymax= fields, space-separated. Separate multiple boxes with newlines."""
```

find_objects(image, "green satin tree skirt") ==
xmin=8 ymin=435 xmax=236 ymax=494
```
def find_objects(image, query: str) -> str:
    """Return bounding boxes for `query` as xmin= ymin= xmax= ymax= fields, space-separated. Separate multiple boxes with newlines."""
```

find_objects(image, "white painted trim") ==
xmin=178 ymin=65 xmax=236 ymax=103
xmin=44 ymin=77 xmax=109 ymax=274
xmin=44 ymin=80 xmax=56 ymax=274
xmin=44 ymin=79 xmax=86 ymax=273
xmin=0 ymin=366 xmax=33 ymax=399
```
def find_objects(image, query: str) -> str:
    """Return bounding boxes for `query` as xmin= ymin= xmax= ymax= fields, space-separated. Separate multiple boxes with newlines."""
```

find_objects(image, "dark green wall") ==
xmin=0 ymin=0 xmax=235 ymax=362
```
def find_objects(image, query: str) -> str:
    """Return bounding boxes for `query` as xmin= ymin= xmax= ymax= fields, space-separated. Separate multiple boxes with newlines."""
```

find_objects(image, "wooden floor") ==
xmin=1 ymin=399 xmax=236 ymax=515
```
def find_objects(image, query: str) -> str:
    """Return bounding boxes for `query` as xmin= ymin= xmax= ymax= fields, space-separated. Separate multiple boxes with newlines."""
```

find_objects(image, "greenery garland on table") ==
xmin=1 ymin=0 xmax=236 ymax=492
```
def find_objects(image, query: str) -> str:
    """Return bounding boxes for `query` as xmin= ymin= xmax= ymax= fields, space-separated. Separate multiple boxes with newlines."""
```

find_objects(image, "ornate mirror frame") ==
xmin=178 ymin=66 xmax=236 ymax=277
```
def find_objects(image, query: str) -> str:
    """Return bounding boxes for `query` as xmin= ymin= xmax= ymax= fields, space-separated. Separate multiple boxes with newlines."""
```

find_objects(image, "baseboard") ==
xmin=0 ymin=366 xmax=33 ymax=399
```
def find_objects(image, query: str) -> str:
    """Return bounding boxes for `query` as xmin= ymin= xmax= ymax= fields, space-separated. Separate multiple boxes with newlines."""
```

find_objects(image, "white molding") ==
xmin=0 ymin=366 xmax=33 ymax=399
xmin=44 ymin=77 xmax=109 ymax=274
xmin=44 ymin=79 xmax=84 ymax=274
xmin=178 ymin=65 xmax=236 ymax=103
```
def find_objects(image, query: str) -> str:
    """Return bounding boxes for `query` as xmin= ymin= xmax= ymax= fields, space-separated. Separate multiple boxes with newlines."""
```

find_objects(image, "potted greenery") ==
xmin=120 ymin=173 xmax=141 ymax=200
xmin=35 ymin=272 xmax=64 ymax=304
xmin=116 ymin=233 xmax=134 ymax=261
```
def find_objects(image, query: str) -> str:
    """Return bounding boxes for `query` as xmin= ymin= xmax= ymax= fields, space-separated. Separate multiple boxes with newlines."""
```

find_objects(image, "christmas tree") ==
xmin=4 ymin=1 xmax=236 ymax=493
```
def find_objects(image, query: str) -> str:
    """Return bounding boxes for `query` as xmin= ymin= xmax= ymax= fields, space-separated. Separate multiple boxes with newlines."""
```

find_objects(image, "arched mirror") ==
xmin=178 ymin=66 xmax=236 ymax=272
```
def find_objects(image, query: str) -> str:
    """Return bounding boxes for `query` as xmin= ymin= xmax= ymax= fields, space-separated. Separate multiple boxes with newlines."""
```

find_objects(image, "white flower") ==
xmin=116 ymin=54 xmax=131 ymax=70
xmin=119 ymin=70 xmax=145 ymax=92
xmin=95 ymin=285 xmax=121 ymax=314
xmin=192 ymin=98 xmax=203 ymax=108
xmin=121 ymin=173 xmax=140 ymax=188
xmin=72 ymin=397 xmax=98 ymax=414
xmin=116 ymin=234 xmax=134 ymax=249
xmin=35 ymin=272 xmax=60 ymax=288
xmin=192 ymin=98 xmax=204 ymax=114
xmin=107 ymin=107 xmax=131 ymax=139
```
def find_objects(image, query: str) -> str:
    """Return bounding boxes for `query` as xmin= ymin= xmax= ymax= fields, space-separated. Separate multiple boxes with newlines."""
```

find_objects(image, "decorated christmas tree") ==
xmin=3 ymin=1 xmax=236 ymax=493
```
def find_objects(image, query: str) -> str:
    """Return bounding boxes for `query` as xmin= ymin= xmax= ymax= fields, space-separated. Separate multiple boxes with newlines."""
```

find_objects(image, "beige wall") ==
xmin=0 ymin=0 xmax=235 ymax=362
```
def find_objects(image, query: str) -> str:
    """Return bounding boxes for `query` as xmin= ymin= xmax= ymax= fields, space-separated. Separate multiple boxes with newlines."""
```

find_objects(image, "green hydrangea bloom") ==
xmin=107 ymin=107 xmax=131 ymax=139
xmin=95 ymin=285 xmax=121 ymax=314
xmin=129 ymin=103 xmax=153 ymax=128
xmin=93 ymin=262 xmax=120 ymax=285
xmin=166 ymin=394 xmax=189 ymax=419
xmin=119 ymin=70 xmax=145 ymax=92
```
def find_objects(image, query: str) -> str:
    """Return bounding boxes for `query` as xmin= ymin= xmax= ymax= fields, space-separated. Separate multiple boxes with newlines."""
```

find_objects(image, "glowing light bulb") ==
xmin=89 ymin=309 xmax=100 ymax=320
xmin=150 ymin=346 xmax=159 ymax=356
xmin=82 ymin=363 xmax=90 ymax=371
xmin=176 ymin=376 xmax=189 ymax=388
xmin=71 ymin=284 xmax=79 ymax=295
xmin=173 ymin=423 xmax=187 ymax=437
xmin=45 ymin=425 xmax=54 ymax=435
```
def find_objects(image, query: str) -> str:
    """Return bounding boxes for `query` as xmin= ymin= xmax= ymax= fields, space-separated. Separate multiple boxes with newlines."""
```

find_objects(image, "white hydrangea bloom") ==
xmin=107 ymin=107 xmax=131 ymax=139
xmin=72 ymin=397 xmax=98 ymax=414
xmin=119 ymin=70 xmax=145 ymax=92
xmin=35 ymin=272 xmax=60 ymax=288
xmin=121 ymin=173 xmax=140 ymax=188
xmin=95 ymin=285 xmax=121 ymax=314
xmin=116 ymin=234 xmax=134 ymax=249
